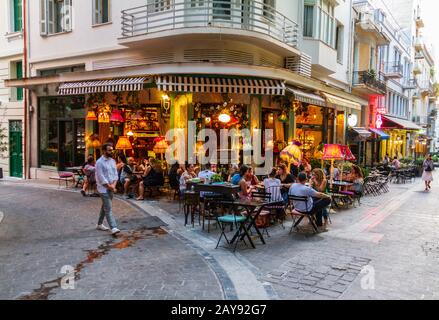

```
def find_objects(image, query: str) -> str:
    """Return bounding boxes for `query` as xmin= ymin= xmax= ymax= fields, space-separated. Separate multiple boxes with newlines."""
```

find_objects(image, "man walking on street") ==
xmin=95 ymin=143 xmax=120 ymax=235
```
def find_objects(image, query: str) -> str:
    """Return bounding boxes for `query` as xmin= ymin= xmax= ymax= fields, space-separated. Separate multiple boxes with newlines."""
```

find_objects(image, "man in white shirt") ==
xmin=198 ymin=163 xmax=215 ymax=182
xmin=95 ymin=143 xmax=120 ymax=235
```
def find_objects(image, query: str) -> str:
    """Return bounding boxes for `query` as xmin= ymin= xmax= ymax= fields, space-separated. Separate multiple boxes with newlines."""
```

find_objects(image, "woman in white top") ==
xmin=263 ymin=168 xmax=283 ymax=202
xmin=422 ymin=154 xmax=434 ymax=191
xmin=179 ymin=163 xmax=197 ymax=193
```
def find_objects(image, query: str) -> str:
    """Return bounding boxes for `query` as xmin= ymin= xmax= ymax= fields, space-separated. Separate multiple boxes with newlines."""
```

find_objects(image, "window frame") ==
xmin=40 ymin=0 xmax=73 ymax=36
xmin=92 ymin=0 xmax=111 ymax=26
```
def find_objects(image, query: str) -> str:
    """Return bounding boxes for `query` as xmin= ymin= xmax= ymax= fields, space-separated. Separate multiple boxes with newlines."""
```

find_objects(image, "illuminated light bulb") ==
xmin=218 ymin=113 xmax=231 ymax=123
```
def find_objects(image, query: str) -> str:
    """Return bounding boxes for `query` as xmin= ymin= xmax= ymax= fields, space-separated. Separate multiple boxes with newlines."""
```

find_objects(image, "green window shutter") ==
xmin=16 ymin=61 xmax=23 ymax=101
xmin=13 ymin=0 xmax=23 ymax=32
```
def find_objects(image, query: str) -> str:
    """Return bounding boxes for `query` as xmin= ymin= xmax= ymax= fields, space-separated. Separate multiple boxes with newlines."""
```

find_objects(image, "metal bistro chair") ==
xmin=201 ymin=193 xmax=228 ymax=233
xmin=216 ymin=204 xmax=248 ymax=252
xmin=264 ymin=186 xmax=287 ymax=229
xmin=183 ymin=191 xmax=201 ymax=227
xmin=287 ymin=195 xmax=318 ymax=234
xmin=250 ymin=191 xmax=272 ymax=237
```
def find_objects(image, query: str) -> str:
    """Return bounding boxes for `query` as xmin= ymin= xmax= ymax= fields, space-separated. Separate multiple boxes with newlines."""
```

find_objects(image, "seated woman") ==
xmin=179 ymin=163 xmax=197 ymax=193
xmin=81 ymin=156 xmax=96 ymax=196
xmin=263 ymin=168 xmax=284 ymax=219
xmin=310 ymin=168 xmax=330 ymax=226
xmin=346 ymin=165 xmax=364 ymax=195
xmin=120 ymin=157 xmax=137 ymax=199
xmin=136 ymin=159 xmax=165 ymax=200
xmin=238 ymin=165 xmax=254 ymax=200
xmin=276 ymin=163 xmax=296 ymax=203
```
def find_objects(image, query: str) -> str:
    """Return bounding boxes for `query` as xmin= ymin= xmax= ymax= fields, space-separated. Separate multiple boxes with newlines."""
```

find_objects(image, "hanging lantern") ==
xmin=98 ymin=109 xmax=110 ymax=123
xmin=110 ymin=108 xmax=124 ymax=123
xmin=86 ymin=110 xmax=97 ymax=121
xmin=278 ymin=111 xmax=288 ymax=122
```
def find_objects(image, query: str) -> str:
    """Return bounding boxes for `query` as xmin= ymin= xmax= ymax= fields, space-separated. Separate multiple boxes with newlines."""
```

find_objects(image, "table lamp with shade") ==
xmin=153 ymin=137 xmax=168 ymax=161
xmin=322 ymin=144 xmax=344 ymax=187
xmin=115 ymin=136 xmax=132 ymax=156
xmin=86 ymin=135 xmax=101 ymax=160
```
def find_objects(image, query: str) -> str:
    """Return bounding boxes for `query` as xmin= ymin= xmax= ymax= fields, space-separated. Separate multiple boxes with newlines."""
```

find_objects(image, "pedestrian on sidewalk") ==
xmin=422 ymin=154 xmax=434 ymax=191
xmin=95 ymin=143 xmax=120 ymax=235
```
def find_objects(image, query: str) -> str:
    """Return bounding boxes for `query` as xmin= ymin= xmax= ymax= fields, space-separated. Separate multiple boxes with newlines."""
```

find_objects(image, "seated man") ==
xmin=288 ymin=172 xmax=331 ymax=231
xmin=120 ymin=157 xmax=137 ymax=199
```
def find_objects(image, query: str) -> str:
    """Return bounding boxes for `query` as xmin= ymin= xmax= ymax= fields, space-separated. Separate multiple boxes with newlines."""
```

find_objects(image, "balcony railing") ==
xmin=383 ymin=62 xmax=403 ymax=78
xmin=121 ymin=0 xmax=299 ymax=48
xmin=403 ymin=78 xmax=417 ymax=90
xmin=353 ymin=71 xmax=387 ymax=93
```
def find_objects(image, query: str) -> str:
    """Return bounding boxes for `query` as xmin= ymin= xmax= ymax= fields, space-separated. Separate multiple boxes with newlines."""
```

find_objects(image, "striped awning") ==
xmin=286 ymin=87 xmax=326 ymax=106
xmin=322 ymin=93 xmax=362 ymax=111
xmin=57 ymin=77 xmax=150 ymax=95
xmin=156 ymin=76 xmax=285 ymax=95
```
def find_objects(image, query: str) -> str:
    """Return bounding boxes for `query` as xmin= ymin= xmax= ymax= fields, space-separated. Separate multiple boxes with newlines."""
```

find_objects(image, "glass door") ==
xmin=58 ymin=120 xmax=74 ymax=170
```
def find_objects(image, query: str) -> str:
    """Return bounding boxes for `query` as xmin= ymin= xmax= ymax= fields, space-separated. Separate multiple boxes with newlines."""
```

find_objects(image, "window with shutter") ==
xmin=40 ymin=0 xmax=73 ymax=36
xmin=40 ymin=0 xmax=48 ymax=35
xmin=93 ymin=0 xmax=110 ymax=25
xmin=13 ymin=0 xmax=23 ymax=32
xmin=16 ymin=61 xmax=23 ymax=101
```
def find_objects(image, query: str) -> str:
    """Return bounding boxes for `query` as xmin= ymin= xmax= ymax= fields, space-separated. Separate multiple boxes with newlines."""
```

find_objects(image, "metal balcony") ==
xmin=120 ymin=1 xmax=299 ymax=49
xmin=383 ymin=62 xmax=403 ymax=79
xmin=403 ymin=78 xmax=417 ymax=90
xmin=352 ymin=71 xmax=387 ymax=95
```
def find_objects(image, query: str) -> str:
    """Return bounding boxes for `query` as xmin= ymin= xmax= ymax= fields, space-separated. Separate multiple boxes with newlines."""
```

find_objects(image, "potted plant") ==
xmin=0 ymin=126 xmax=7 ymax=179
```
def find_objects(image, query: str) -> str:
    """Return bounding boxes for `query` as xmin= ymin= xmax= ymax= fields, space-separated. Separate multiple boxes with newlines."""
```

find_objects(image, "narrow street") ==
xmin=1 ymin=176 xmax=439 ymax=300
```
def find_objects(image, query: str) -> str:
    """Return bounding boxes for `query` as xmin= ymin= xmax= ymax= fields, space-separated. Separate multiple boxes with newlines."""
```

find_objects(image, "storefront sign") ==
xmin=348 ymin=114 xmax=358 ymax=127
xmin=376 ymin=114 xmax=383 ymax=129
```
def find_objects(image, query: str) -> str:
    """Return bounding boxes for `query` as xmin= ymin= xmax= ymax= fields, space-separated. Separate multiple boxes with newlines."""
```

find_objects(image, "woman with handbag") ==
xmin=422 ymin=154 xmax=434 ymax=191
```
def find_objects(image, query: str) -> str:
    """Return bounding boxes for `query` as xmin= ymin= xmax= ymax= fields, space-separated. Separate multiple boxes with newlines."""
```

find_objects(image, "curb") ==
xmin=126 ymin=198 xmax=239 ymax=300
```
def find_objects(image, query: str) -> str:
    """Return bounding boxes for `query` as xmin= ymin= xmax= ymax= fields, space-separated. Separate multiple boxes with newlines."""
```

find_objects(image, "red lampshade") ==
xmin=110 ymin=109 xmax=124 ymax=123
xmin=322 ymin=144 xmax=344 ymax=160
xmin=341 ymin=145 xmax=356 ymax=161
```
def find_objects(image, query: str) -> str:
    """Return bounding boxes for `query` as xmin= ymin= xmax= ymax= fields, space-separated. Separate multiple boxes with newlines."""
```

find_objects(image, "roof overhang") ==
xmin=5 ymin=62 xmax=368 ymax=105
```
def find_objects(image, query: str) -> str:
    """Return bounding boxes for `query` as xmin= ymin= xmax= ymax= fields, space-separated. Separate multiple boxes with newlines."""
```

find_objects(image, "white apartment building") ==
xmin=0 ymin=0 xmax=25 ymax=178
xmin=7 ymin=0 xmax=368 ymax=178
xmin=384 ymin=0 xmax=437 ymax=156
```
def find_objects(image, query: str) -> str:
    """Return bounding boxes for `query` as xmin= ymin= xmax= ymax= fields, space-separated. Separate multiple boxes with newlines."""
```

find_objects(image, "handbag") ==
xmin=425 ymin=166 xmax=433 ymax=172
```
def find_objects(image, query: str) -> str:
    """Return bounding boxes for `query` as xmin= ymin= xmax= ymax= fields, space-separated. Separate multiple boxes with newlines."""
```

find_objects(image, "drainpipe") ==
xmin=347 ymin=0 xmax=355 ymax=94
xmin=23 ymin=0 xmax=29 ymax=179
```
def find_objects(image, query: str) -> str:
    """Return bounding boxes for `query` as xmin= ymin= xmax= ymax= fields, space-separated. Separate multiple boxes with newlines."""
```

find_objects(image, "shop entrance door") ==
xmin=58 ymin=120 xmax=74 ymax=171
xmin=9 ymin=120 xmax=23 ymax=178
xmin=57 ymin=119 xmax=85 ymax=170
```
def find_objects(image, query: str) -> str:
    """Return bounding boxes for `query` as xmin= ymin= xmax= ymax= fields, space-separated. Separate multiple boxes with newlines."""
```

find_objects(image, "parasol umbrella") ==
xmin=280 ymin=141 xmax=303 ymax=167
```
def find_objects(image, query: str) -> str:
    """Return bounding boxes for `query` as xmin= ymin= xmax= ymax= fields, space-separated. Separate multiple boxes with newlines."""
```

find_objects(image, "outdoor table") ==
xmin=66 ymin=166 xmax=84 ymax=188
xmin=331 ymin=181 xmax=353 ymax=191
xmin=225 ymin=199 xmax=279 ymax=248
xmin=186 ymin=182 xmax=241 ymax=197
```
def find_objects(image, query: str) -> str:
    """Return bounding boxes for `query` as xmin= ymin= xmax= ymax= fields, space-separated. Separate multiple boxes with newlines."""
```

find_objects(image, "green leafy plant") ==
xmin=432 ymin=155 xmax=439 ymax=163
xmin=0 ymin=126 xmax=7 ymax=158
xmin=211 ymin=173 xmax=223 ymax=183
xmin=310 ymin=158 xmax=323 ymax=169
